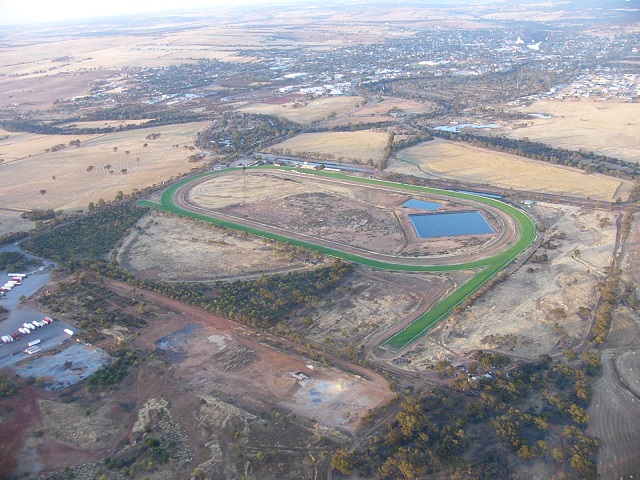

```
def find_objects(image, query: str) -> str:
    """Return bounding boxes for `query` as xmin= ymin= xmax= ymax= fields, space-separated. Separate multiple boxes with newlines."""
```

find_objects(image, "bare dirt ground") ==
xmin=184 ymin=170 xmax=515 ymax=261
xmin=588 ymin=213 xmax=640 ymax=479
xmin=118 ymin=279 xmax=393 ymax=436
xmin=0 ymin=121 xmax=209 ymax=236
xmin=434 ymin=202 xmax=617 ymax=360
xmin=2 ymin=275 xmax=392 ymax=479
xmin=511 ymin=99 xmax=640 ymax=163
xmin=118 ymin=211 xmax=328 ymax=282
xmin=391 ymin=139 xmax=631 ymax=201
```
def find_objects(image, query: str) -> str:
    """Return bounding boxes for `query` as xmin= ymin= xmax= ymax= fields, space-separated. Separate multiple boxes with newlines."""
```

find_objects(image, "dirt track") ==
xmin=175 ymin=170 xmax=522 ymax=267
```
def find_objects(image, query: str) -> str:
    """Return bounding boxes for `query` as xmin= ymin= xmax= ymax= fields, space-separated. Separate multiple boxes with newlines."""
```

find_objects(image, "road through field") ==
xmin=141 ymin=167 xmax=537 ymax=350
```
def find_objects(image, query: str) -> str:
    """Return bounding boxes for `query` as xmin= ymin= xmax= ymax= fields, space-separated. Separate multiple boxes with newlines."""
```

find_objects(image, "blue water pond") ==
xmin=402 ymin=199 xmax=442 ymax=211
xmin=409 ymin=211 xmax=495 ymax=238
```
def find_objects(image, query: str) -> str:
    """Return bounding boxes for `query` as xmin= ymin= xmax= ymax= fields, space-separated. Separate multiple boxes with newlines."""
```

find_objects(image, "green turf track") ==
xmin=141 ymin=166 xmax=536 ymax=349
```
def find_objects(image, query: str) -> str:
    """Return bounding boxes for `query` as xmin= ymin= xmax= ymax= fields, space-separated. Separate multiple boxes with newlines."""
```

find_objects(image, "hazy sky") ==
xmin=0 ymin=0 xmax=288 ymax=25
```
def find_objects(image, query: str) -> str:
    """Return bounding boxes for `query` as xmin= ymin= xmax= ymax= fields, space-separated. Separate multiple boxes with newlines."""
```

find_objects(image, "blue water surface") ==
xmin=409 ymin=211 xmax=495 ymax=238
xmin=402 ymin=199 xmax=442 ymax=211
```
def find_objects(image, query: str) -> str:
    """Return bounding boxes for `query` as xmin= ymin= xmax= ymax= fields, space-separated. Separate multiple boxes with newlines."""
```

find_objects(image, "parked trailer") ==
xmin=64 ymin=329 xmax=75 ymax=336
xmin=7 ymin=273 xmax=27 ymax=278
xmin=24 ymin=346 xmax=41 ymax=355
xmin=27 ymin=339 xmax=41 ymax=347
xmin=12 ymin=278 xmax=22 ymax=284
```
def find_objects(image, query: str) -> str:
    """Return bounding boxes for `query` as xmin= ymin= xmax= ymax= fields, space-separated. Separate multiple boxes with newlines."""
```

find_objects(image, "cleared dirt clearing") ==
xmin=392 ymin=139 xmax=628 ymax=201
xmin=118 ymin=212 xmax=327 ymax=281
xmin=439 ymin=203 xmax=616 ymax=358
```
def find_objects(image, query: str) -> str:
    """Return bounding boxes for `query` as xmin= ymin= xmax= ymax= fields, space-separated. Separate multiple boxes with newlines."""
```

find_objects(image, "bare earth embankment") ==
xmin=588 ymin=212 xmax=640 ymax=479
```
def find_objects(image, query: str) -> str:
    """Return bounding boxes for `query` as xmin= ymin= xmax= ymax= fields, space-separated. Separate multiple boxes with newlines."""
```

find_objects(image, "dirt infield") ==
xmin=182 ymin=170 xmax=516 ymax=261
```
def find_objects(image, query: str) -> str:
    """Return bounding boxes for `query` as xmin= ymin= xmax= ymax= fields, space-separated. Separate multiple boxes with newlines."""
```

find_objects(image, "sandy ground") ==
xmin=0 ymin=121 xmax=209 ymax=235
xmin=118 ymin=211 xmax=328 ymax=281
xmin=588 ymin=212 xmax=640 ymax=479
xmin=391 ymin=139 xmax=630 ymax=202
xmin=438 ymin=203 xmax=617 ymax=359
xmin=511 ymin=100 xmax=640 ymax=163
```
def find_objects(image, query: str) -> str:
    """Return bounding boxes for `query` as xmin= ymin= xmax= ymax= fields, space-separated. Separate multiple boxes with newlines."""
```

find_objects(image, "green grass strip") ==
xmin=145 ymin=166 xmax=536 ymax=349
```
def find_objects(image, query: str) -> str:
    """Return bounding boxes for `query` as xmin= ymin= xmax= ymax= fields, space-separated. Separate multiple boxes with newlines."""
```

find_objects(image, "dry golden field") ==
xmin=0 ymin=130 xmax=102 ymax=162
xmin=236 ymin=96 xmax=364 ymax=124
xmin=0 ymin=121 xmax=209 ymax=233
xmin=511 ymin=100 xmax=640 ymax=162
xmin=267 ymin=131 xmax=390 ymax=163
xmin=327 ymin=97 xmax=434 ymax=126
xmin=392 ymin=139 xmax=631 ymax=201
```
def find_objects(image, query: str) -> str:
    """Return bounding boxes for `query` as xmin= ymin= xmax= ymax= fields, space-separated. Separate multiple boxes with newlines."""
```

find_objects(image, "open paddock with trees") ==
xmin=236 ymin=96 xmax=364 ymax=124
xmin=0 ymin=121 xmax=209 ymax=235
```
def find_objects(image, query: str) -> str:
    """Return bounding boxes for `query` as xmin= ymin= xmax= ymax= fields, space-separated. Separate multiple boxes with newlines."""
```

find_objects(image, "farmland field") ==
xmin=266 ymin=130 xmax=390 ymax=164
xmin=511 ymin=100 xmax=640 ymax=163
xmin=391 ymin=139 xmax=631 ymax=201
xmin=0 ymin=121 xmax=209 ymax=235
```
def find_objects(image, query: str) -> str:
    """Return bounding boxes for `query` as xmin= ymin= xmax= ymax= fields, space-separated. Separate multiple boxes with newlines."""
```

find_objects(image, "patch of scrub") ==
xmin=13 ymin=344 xmax=110 ymax=390
xmin=409 ymin=211 xmax=495 ymax=238
xmin=402 ymin=199 xmax=442 ymax=211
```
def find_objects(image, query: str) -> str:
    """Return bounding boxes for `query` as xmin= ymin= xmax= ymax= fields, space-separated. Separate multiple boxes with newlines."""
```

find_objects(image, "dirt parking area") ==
xmin=437 ymin=203 xmax=617 ymax=359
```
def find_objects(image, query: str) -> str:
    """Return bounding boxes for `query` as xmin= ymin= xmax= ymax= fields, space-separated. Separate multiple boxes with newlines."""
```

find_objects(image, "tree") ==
xmin=331 ymin=449 xmax=355 ymax=475
xmin=39 ymin=189 xmax=47 ymax=195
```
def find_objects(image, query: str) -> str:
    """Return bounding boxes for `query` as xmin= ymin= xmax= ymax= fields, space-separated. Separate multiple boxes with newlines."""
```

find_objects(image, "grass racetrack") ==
xmin=141 ymin=167 xmax=537 ymax=350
